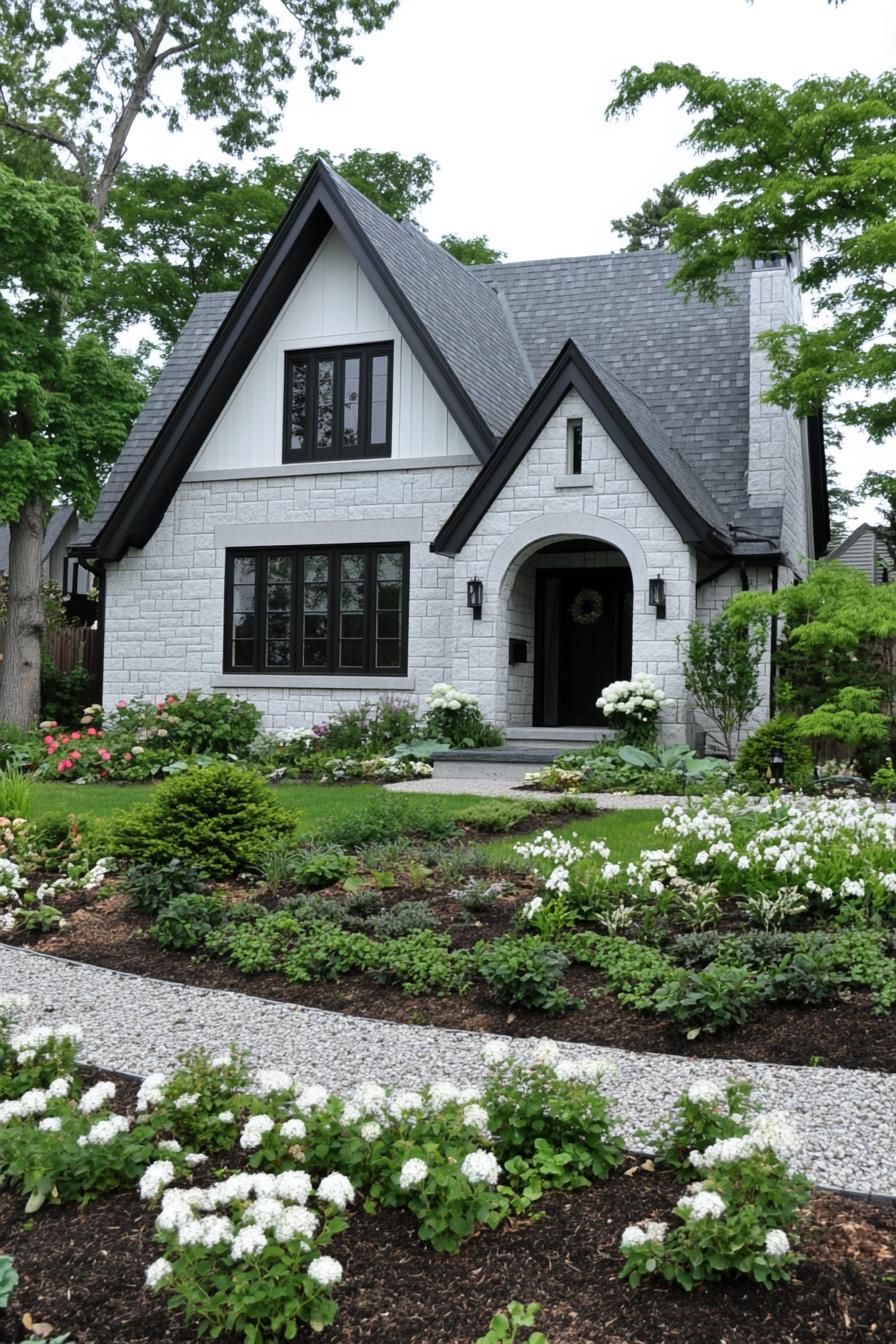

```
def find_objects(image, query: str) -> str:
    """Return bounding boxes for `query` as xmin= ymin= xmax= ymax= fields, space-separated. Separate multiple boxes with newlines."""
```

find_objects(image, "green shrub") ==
xmin=319 ymin=698 xmax=419 ymax=754
xmin=735 ymin=716 xmax=814 ymax=792
xmin=290 ymin=848 xmax=355 ymax=889
xmin=151 ymin=892 xmax=225 ymax=951
xmin=366 ymin=900 xmax=439 ymax=938
xmin=477 ymin=935 xmax=573 ymax=1014
xmin=564 ymin=933 xmax=672 ymax=1010
xmin=766 ymin=948 xmax=844 ymax=1005
xmin=322 ymin=794 xmax=457 ymax=849
xmin=110 ymin=763 xmax=292 ymax=877
xmin=206 ymin=910 xmax=303 ymax=974
xmin=126 ymin=858 xmax=207 ymax=915
xmin=373 ymin=929 xmax=472 ymax=996
xmin=282 ymin=923 xmax=376 ymax=982
xmin=39 ymin=650 xmax=93 ymax=728
xmin=0 ymin=724 xmax=35 ymax=771
xmin=136 ymin=688 xmax=262 ymax=757
xmin=651 ymin=963 xmax=769 ymax=1036
xmin=453 ymin=799 xmax=535 ymax=832
xmin=0 ymin=766 xmax=32 ymax=819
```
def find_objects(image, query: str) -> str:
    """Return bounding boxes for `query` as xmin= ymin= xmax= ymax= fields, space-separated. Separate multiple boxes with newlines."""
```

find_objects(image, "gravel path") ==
xmin=385 ymin=780 xmax=674 ymax=808
xmin=3 ymin=944 xmax=894 ymax=1199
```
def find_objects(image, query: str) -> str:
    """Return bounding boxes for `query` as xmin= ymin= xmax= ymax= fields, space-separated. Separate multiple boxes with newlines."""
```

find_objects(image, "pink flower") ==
xmin=69 ymin=750 xmax=81 ymax=760
xmin=47 ymin=745 xmax=57 ymax=755
xmin=157 ymin=702 xmax=165 ymax=710
xmin=98 ymin=749 xmax=111 ymax=761
xmin=70 ymin=732 xmax=81 ymax=741
xmin=43 ymin=735 xmax=55 ymax=745
xmin=61 ymin=735 xmax=70 ymax=744
xmin=165 ymin=695 xmax=177 ymax=704
xmin=87 ymin=727 xmax=97 ymax=737
xmin=117 ymin=699 xmax=128 ymax=708
xmin=123 ymin=752 xmax=133 ymax=762
xmin=57 ymin=761 xmax=67 ymax=773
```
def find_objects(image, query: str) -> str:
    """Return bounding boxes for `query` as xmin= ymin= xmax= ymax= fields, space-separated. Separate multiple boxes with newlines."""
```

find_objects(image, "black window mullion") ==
xmin=364 ymin=549 xmax=376 ymax=672
xmin=254 ymin=553 xmax=264 ymax=672
xmin=334 ymin=354 xmax=345 ymax=460
xmin=290 ymin=552 xmax=299 ymax=673
xmin=327 ymin=548 xmax=337 ymax=675
xmin=360 ymin=351 xmax=371 ymax=457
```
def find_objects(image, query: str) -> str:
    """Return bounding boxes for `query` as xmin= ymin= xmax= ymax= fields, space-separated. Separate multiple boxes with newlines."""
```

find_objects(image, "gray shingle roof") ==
xmin=76 ymin=294 xmax=236 ymax=550
xmin=323 ymin=168 xmax=532 ymax=438
xmin=472 ymin=251 xmax=752 ymax=516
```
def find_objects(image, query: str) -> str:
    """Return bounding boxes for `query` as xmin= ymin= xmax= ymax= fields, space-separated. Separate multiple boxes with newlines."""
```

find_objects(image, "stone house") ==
xmin=72 ymin=160 xmax=829 ymax=748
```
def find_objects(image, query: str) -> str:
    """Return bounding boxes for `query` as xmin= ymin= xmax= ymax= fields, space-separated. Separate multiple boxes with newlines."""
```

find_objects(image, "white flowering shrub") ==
xmin=481 ymin=1043 xmax=623 ymax=1189
xmin=596 ymin=674 xmax=667 ymax=746
xmin=423 ymin=683 xmax=503 ymax=749
xmin=146 ymin=1170 xmax=348 ymax=1338
xmin=620 ymin=1104 xmax=812 ymax=1291
xmin=0 ymin=1011 xmax=83 ymax=1103
xmin=647 ymin=1077 xmax=758 ymax=1178
xmin=139 ymin=1046 xmax=253 ymax=1152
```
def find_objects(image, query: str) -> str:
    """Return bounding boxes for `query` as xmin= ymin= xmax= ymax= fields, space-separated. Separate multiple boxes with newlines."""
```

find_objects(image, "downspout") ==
xmin=769 ymin=564 xmax=779 ymax=719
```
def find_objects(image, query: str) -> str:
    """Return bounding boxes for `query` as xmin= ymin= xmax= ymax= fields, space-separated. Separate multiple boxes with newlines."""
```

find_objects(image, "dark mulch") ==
xmin=8 ymin=884 xmax=895 ymax=1074
xmin=1 ymin=1152 xmax=894 ymax=1344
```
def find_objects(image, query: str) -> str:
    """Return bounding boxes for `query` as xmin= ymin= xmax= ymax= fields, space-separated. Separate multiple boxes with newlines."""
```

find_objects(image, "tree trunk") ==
xmin=0 ymin=500 xmax=45 ymax=728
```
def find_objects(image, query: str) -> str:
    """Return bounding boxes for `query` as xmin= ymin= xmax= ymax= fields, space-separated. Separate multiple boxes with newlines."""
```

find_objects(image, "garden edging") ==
xmin=4 ymin=941 xmax=895 ymax=1201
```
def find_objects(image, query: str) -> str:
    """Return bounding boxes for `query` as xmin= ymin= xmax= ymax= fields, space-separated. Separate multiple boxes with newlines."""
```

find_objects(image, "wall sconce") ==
xmin=648 ymin=575 xmax=666 ymax=619
xmin=466 ymin=576 xmax=483 ymax=621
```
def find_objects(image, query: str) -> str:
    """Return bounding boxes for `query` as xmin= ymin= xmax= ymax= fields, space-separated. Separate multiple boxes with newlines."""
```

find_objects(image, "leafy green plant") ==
xmin=0 ymin=765 xmax=32 ymax=819
xmin=617 ymin=743 xmax=728 ymax=783
xmin=678 ymin=615 xmax=767 ymax=759
xmin=871 ymin=757 xmax=896 ymax=800
xmin=451 ymin=875 xmax=510 ymax=917
xmin=649 ymin=1078 xmax=756 ymax=1179
xmin=126 ymin=858 xmax=207 ymax=916
xmin=796 ymin=685 xmax=890 ymax=773
xmin=453 ymin=799 xmax=535 ymax=832
xmin=111 ymin=763 xmax=292 ymax=876
xmin=206 ymin=910 xmax=304 ymax=974
xmin=151 ymin=892 xmax=225 ymax=951
xmin=319 ymin=697 xmax=420 ymax=755
xmin=475 ymin=1300 xmax=547 ymax=1344
xmin=477 ymin=936 xmax=573 ymax=1014
xmin=651 ymin=963 xmax=769 ymax=1037
xmin=373 ymin=930 xmax=472 ymax=996
xmin=391 ymin=737 xmax=450 ymax=761
xmin=11 ymin=893 xmax=64 ymax=934
xmin=290 ymin=847 xmax=355 ymax=889
xmin=564 ymin=933 xmax=673 ymax=1010
xmin=366 ymin=900 xmax=439 ymax=939
xmin=766 ymin=948 xmax=844 ymax=1005
xmin=0 ymin=1253 xmax=18 ymax=1307
xmin=282 ymin=923 xmax=376 ymax=983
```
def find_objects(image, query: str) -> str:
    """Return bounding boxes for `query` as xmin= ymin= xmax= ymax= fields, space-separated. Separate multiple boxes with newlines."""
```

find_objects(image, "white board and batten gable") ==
xmin=189 ymin=231 xmax=471 ymax=476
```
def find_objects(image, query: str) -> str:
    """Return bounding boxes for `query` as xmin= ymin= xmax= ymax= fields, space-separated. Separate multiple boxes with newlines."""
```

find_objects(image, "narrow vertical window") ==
xmin=339 ymin=552 xmax=366 ymax=668
xmin=264 ymin=554 xmax=293 ymax=668
xmin=375 ymin=551 xmax=403 ymax=668
xmin=567 ymin=418 xmax=583 ymax=475
xmin=231 ymin=556 xmax=257 ymax=668
xmin=368 ymin=352 xmax=390 ymax=455
xmin=302 ymin=554 xmax=329 ymax=668
xmin=342 ymin=357 xmax=361 ymax=453
xmin=316 ymin=359 xmax=335 ymax=456
xmin=287 ymin=358 xmax=307 ymax=456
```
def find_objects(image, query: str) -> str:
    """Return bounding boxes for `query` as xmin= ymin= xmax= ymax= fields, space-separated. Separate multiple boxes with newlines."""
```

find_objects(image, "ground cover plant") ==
xmin=0 ymin=1007 xmax=892 ymax=1343
xmin=2 ymin=786 xmax=895 ymax=1072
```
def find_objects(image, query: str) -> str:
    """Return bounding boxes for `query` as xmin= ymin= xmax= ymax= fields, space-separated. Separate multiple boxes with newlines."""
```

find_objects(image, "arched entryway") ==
xmin=505 ymin=538 xmax=633 ymax=728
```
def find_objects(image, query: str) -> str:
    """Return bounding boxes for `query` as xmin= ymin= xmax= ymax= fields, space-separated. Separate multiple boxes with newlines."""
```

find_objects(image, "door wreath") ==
xmin=569 ymin=587 xmax=604 ymax=625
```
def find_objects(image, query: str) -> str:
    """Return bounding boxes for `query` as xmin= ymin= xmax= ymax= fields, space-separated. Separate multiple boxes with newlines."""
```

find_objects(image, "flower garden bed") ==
xmin=0 ymin=1018 xmax=894 ymax=1344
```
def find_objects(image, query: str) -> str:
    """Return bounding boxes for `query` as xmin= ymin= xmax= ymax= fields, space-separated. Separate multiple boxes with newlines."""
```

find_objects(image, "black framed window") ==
xmin=284 ymin=344 xmax=393 ymax=462
xmin=225 ymin=544 xmax=409 ymax=676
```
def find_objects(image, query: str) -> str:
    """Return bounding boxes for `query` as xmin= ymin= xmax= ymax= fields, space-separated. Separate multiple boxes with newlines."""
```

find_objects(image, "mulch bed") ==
xmin=6 ymin=875 xmax=896 ymax=1073
xmin=1 ymin=1129 xmax=893 ymax=1344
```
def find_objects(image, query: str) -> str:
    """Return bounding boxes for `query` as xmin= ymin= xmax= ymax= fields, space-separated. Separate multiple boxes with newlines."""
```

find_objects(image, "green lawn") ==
xmin=27 ymin=780 xmax=664 ymax=860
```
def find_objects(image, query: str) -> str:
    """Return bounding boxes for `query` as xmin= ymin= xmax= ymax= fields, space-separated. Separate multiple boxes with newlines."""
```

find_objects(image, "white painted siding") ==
xmin=191 ymin=230 xmax=469 ymax=472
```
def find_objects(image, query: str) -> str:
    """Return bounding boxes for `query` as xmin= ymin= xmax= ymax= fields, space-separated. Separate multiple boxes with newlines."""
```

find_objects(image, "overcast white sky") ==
xmin=127 ymin=0 xmax=896 ymax=525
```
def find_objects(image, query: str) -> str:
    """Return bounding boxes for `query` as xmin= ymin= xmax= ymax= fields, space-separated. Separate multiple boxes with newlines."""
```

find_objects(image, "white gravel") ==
xmin=3 ymin=943 xmax=894 ymax=1198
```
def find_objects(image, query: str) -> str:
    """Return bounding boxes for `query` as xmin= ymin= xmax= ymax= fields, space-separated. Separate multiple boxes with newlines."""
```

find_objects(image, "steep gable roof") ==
xmin=75 ymin=160 xmax=530 ymax=560
xmin=432 ymin=342 xmax=733 ymax=557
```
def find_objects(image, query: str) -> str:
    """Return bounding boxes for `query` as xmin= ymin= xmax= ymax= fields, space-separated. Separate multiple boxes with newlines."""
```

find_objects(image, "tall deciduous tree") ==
xmin=858 ymin=471 xmax=896 ymax=571
xmin=95 ymin=151 xmax=437 ymax=346
xmin=606 ymin=66 xmax=896 ymax=443
xmin=0 ymin=0 xmax=398 ymax=222
xmin=0 ymin=167 xmax=144 ymax=727
xmin=610 ymin=184 xmax=686 ymax=252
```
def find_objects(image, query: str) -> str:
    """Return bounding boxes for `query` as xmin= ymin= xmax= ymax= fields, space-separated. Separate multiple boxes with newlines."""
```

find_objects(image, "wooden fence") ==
xmin=0 ymin=623 xmax=100 ymax=702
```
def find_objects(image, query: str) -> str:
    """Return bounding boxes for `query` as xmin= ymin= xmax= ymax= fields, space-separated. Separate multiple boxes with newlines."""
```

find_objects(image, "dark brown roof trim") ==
xmin=430 ymin=341 xmax=734 ymax=558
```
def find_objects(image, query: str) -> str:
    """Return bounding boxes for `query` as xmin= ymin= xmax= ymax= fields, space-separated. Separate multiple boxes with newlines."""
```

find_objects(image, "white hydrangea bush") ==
xmin=596 ymin=673 xmax=667 ymax=744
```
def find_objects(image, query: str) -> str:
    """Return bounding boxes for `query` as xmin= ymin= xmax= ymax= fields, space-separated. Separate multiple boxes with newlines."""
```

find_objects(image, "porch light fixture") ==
xmin=648 ymin=575 xmax=666 ymax=619
xmin=467 ymin=576 xmax=483 ymax=620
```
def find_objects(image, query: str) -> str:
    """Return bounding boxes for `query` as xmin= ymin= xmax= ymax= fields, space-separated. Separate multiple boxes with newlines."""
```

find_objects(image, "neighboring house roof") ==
xmin=0 ymin=505 xmax=75 ymax=574
xmin=828 ymin=521 xmax=893 ymax=578
xmin=74 ymin=158 xmax=797 ymax=563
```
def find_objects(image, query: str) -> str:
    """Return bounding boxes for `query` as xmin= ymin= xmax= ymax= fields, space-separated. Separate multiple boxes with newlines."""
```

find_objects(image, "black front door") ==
xmin=534 ymin=567 xmax=632 ymax=727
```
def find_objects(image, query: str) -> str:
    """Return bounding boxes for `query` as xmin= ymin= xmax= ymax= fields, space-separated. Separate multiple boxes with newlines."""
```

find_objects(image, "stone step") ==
xmin=431 ymin=739 xmax=600 ymax=781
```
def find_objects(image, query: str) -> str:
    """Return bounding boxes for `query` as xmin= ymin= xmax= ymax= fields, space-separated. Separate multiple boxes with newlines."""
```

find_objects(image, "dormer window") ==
xmin=283 ymin=343 xmax=392 ymax=463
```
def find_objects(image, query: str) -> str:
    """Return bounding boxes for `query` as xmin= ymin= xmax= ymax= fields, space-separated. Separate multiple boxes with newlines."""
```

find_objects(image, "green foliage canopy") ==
xmin=95 ymin=150 xmax=437 ymax=345
xmin=0 ymin=165 xmax=144 ymax=523
xmin=606 ymin=65 xmax=896 ymax=442
xmin=439 ymin=233 xmax=506 ymax=266
xmin=610 ymin=184 xmax=686 ymax=252
xmin=0 ymin=0 xmax=398 ymax=218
